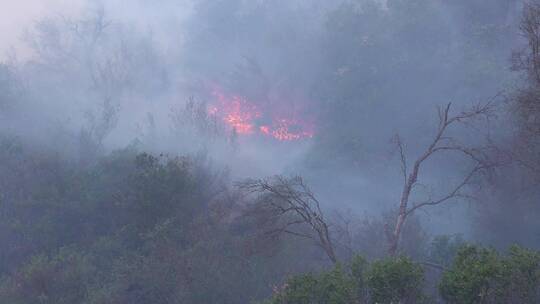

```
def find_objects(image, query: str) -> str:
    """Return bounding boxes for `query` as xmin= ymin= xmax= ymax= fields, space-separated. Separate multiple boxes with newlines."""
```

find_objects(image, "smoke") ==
xmin=0 ymin=0 xmax=528 ymax=243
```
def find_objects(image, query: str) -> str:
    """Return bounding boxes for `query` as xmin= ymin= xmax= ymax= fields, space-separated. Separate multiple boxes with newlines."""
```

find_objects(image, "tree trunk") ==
xmin=389 ymin=211 xmax=406 ymax=256
xmin=389 ymin=174 xmax=414 ymax=256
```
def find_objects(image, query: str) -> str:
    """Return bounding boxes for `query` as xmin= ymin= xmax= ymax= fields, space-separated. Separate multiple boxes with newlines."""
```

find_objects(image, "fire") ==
xmin=209 ymin=86 xmax=314 ymax=141
xmin=218 ymin=95 xmax=260 ymax=134
xmin=258 ymin=118 xmax=315 ymax=141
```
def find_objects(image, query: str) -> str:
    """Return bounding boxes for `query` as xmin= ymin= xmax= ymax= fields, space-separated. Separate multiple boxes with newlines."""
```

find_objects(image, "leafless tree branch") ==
xmin=393 ymin=134 xmax=408 ymax=184
xmin=237 ymin=175 xmax=338 ymax=264
xmin=388 ymin=101 xmax=499 ymax=256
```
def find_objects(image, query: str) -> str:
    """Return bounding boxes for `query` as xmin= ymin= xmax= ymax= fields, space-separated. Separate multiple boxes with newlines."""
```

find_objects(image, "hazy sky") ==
xmin=0 ymin=0 xmax=524 ymax=241
xmin=0 ymin=0 xmax=193 ymax=60
xmin=0 ymin=0 xmax=84 ymax=59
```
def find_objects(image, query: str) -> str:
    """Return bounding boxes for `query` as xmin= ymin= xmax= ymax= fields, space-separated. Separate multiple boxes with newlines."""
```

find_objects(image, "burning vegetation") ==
xmin=209 ymin=86 xmax=315 ymax=141
xmin=3 ymin=1 xmax=540 ymax=304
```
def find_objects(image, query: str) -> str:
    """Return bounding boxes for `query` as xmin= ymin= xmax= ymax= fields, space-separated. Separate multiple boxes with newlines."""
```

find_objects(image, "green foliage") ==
xmin=0 ymin=141 xmax=332 ymax=304
xmin=350 ymin=255 xmax=368 ymax=296
xmin=4 ymin=140 xmax=540 ymax=304
xmin=266 ymin=244 xmax=540 ymax=304
xmin=439 ymin=244 xmax=540 ymax=304
xmin=439 ymin=245 xmax=500 ymax=303
xmin=266 ymin=256 xmax=425 ymax=304
xmin=0 ymin=145 xmax=251 ymax=303
xmin=0 ymin=248 xmax=97 ymax=304
xmin=267 ymin=265 xmax=357 ymax=304
xmin=502 ymin=245 xmax=540 ymax=302
xmin=365 ymin=256 xmax=425 ymax=304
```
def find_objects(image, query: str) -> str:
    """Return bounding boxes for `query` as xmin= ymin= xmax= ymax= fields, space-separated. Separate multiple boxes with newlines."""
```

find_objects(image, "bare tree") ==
xmin=513 ymin=2 xmax=540 ymax=86
xmin=511 ymin=2 xmax=540 ymax=177
xmin=25 ymin=7 xmax=163 ymax=160
xmin=79 ymin=96 xmax=119 ymax=157
xmin=238 ymin=175 xmax=338 ymax=264
xmin=170 ymin=97 xmax=222 ymax=140
xmin=388 ymin=102 xmax=499 ymax=256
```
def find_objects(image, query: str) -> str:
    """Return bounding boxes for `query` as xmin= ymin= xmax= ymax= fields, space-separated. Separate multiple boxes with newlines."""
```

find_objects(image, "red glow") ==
xmin=209 ymin=86 xmax=314 ymax=141
xmin=259 ymin=125 xmax=271 ymax=135
xmin=270 ymin=119 xmax=314 ymax=141
xmin=211 ymin=89 xmax=261 ymax=134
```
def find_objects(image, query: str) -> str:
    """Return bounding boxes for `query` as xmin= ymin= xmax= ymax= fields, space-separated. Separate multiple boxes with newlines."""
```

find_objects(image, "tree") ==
xmin=388 ymin=102 xmax=498 ymax=256
xmin=439 ymin=244 xmax=540 ymax=304
xmin=513 ymin=2 xmax=540 ymax=87
xmin=472 ymin=1 xmax=540 ymax=249
xmin=239 ymin=175 xmax=338 ymax=264
xmin=169 ymin=96 xmax=224 ymax=147
xmin=511 ymin=1 xmax=540 ymax=175
xmin=365 ymin=256 xmax=425 ymax=304
xmin=264 ymin=254 xmax=425 ymax=304
xmin=265 ymin=265 xmax=357 ymax=304
xmin=24 ymin=6 xmax=166 ymax=161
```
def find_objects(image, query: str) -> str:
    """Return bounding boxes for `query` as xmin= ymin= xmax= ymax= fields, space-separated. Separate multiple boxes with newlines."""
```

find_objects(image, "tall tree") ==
xmin=388 ymin=102 xmax=499 ymax=256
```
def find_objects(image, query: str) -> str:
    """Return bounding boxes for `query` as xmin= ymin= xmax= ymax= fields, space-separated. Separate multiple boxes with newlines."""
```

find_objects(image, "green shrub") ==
xmin=266 ymin=255 xmax=425 ymax=304
xmin=267 ymin=265 xmax=357 ymax=304
xmin=0 ymin=248 xmax=96 ymax=304
xmin=439 ymin=245 xmax=500 ymax=304
xmin=365 ymin=256 xmax=425 ymax=304
xmin=502 ymin=245 xmax=540 ymax=302
xmin=439 ymin=244 xmax=540 ymax=304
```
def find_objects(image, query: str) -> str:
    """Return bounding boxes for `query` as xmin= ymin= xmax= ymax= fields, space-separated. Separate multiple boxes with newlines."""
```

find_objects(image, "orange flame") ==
xmin=209 ymin=86 xmax=314 ymax=141
xmin=211 ymin=88 xmax=261 ymax=134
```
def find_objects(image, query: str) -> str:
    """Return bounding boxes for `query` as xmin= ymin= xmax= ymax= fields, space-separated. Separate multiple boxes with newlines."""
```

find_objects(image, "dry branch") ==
xmin=389 ymin=101 xmax=499 ymax=256
xmin=238 ymin=175 xmax=337 ymax=264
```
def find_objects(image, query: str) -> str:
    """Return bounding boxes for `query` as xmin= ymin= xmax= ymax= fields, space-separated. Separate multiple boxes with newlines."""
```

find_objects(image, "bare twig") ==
xmin=237 ymin=175 xmax=338 ymax=264
xmin=388 ymin=101 xmax=499 ymax=256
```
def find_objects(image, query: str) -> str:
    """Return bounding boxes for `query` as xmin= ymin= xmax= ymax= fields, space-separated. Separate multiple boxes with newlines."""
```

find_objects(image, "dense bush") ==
xmin=265 ymin=266 xmax=357 ymax=304
xmin=0 ymin=145 xmax=227 ymax=303
xmin=0 ymin=140 xmax=319 ymax=303
xmin=265 ymin=255 xmax=425 ymax=304
xmin=3 ymin=136 xmax=540 ymax=304
xmin=440 ymin=245 xmax=540 ymax=304
xmin=365 ymin=256 xmax=425 ymax=304
xmin=266 ymin=243 xmax=540 ymax=304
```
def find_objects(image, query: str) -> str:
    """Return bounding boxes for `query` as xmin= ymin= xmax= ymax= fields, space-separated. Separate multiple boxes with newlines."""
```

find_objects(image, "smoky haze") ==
xmin=5 ymin=1 xmax=540 ymax=302
xmin=0 ymin=0 xmax=525 ymax=235
xmin=2 ymin=2 xmax=539 ymax=300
